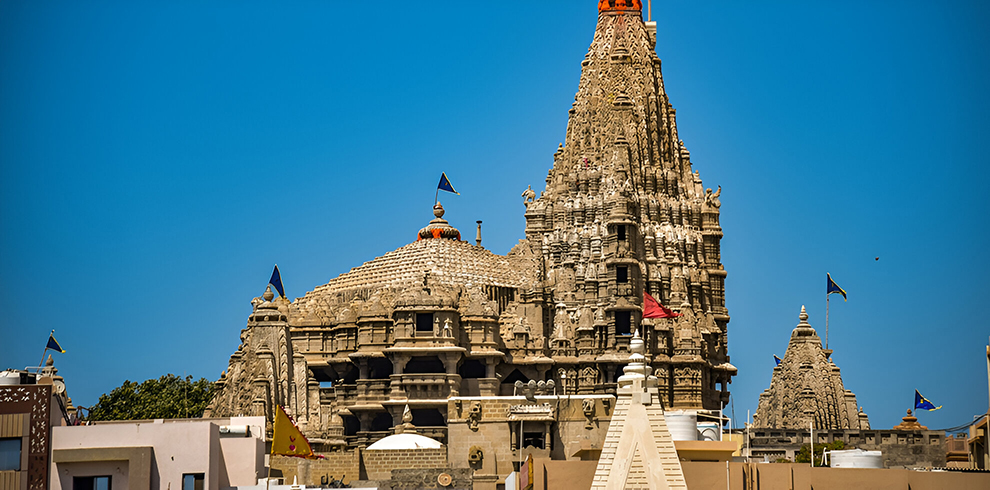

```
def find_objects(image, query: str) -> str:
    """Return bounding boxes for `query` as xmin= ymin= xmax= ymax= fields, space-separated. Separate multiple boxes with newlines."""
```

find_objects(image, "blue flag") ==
xmin=269 ymin=265 xmax=286 ymax=299
xmin=914 ymin=390 xmax=941 ymax=411
xmin=827 ymin=273 xmax=847 ymax=301
xmin=774 ymin=355 xmax=782 ymax=366
xmin=437 ymin=172 xmax=459 ymax=195
xmin=46 ymin=334 xmax=65 ymax=353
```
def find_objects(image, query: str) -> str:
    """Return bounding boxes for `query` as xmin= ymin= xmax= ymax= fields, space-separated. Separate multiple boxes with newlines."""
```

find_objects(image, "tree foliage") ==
xmin=794 ymin=440 xmax=846 ymax=466
xmin=86 ymin=374 xmax=215 ymax=421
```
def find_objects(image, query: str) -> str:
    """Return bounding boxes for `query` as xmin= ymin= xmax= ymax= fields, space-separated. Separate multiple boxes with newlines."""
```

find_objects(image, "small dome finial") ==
xmin=418 ymin=202 xmax=461 ymax=241
xmin=799 ymin=305 xmax=808 ymax=322
xmin=618 ymin=328 xmax=651 ymax=383
xmin=630 ymin=328 xmax=644 ymax=356
xmin=263 ymin=285 xmax=275 ymax=302
xmin=599 ymin=0 xmax=642 ymax=12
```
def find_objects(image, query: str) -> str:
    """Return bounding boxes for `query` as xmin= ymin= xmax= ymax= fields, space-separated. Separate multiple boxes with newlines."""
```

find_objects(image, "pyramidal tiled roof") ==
xmin=296 ymin=238 xmax=534 ymax=305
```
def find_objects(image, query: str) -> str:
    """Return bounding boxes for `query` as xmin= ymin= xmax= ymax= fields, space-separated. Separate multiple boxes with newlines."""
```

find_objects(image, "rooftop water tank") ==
xmin=666 ymin=411 xmax=698 ymax=441
xmin=829 ymin=449 xmax=883 ymax=468
xmin=0 ymin=370 xmax=20 ymax=386
xmin=698 ymin=422 xmax=721 ymax=441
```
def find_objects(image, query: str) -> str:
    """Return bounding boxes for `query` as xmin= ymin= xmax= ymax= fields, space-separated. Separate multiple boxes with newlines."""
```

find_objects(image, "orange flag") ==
xmin=272 ymin=405 xmax=321 ymax=459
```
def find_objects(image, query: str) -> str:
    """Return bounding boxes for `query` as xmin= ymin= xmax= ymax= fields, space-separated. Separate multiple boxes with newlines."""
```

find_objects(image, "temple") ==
xmin=753 ymin=306 xmax=869 ymax=430
xmin=205 ymin=0 xmax=734 ymax=456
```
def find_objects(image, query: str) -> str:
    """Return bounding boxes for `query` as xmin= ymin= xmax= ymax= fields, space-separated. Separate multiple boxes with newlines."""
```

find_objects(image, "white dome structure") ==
xmin=366 ymin=433 xmax=442 ymax=450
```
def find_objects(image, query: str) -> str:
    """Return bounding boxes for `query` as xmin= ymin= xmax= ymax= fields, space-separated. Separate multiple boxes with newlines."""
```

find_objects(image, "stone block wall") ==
xmin=747 ymin=429 xmax=946 ymax=468
xmin=388 ymin=468 xmax=473 ymax=490
xmin=272 ymin=448 xmax=448 ymax=485
xmin=361 ymin=448 xmax=448 ymax=481
xmin=271 ymin=451 xmax=360 ymax=486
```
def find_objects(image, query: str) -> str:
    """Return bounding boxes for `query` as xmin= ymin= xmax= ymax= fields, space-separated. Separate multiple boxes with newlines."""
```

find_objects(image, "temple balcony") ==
xmin=333 ymin=384 xmax=358 ymax=406
xmin=355 ymin=379 xmax=389 ymax=403
xmin=389 ymin=373 xmax=460 ymax=400
xmin=459 ymin=378 xmax=498 ymax=397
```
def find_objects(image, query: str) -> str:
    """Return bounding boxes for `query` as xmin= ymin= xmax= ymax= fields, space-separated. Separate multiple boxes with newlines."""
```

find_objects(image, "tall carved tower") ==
xmin=208 ymin=1 xmax=735 ymax=448
xmin=521 ymin=0 xmax=733 ymax=409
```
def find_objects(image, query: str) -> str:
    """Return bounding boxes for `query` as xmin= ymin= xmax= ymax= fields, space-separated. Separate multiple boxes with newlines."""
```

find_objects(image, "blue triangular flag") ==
xmin=47 ymin=334 xmax=65 ymax=353
xmin=914 ymin=390 xmax=941 ymax=411
xmin=437 ymin=172 xmax=459 ymax=195
xmin=269 ymin=265 xmax=286 ymax=299
xmin=827 ymin=273 xmax=847 ymax=301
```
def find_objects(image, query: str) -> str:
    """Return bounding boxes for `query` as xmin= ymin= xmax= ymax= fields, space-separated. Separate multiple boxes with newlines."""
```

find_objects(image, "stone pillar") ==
xmin=484 ymin=358 xmax=498 ymax=378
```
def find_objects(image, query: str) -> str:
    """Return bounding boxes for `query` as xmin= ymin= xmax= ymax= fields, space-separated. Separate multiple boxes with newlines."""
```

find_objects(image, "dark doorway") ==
xmin=459 ymin=359 xmax=486 ymax=379
xmin=416 ymin=313 xmax=433 ymax=332
xmin=405 ymin=356 xmax=445 ymax=374
xmin=412 ymin=408 xmax=446 ymax=427
xmin=370 ymin=358 xmax=393 ymax=379
xmin=615 ymin=311 xmax=632 ymax=336
xmin=371 ymin=412 xmax=393 ymax=432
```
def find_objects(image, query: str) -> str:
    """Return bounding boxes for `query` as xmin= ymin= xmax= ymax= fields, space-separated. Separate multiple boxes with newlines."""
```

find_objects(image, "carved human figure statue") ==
xmin=522 ymin=185 xmax=536 ymax=203
xmin=704 ymin=185 xmax=722 ymax=208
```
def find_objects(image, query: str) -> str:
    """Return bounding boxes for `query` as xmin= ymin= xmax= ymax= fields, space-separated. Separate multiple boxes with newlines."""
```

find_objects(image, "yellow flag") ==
xmin=272 ymin=405 xmax=319 ymax=459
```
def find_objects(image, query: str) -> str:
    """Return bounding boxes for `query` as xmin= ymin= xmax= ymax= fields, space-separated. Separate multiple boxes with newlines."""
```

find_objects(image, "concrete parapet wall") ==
xmin=535 ymin=460 xmax=990 ymax=489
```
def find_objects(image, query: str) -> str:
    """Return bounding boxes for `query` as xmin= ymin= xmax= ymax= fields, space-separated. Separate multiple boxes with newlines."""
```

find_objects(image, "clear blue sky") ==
xmin=2 ymin=1 xmax=988 ymax=431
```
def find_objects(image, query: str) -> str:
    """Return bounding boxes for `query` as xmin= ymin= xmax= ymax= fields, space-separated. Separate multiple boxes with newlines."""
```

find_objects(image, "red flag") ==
xmin=643 ymin=292 xmax=679 ymax=318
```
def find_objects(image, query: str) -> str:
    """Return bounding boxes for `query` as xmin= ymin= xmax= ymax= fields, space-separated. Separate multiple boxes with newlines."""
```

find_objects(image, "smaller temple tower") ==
xmin=754 ymin=306 xmax=869 ymax=430
xmin=205 ymin=286 xmax=318 ymax=432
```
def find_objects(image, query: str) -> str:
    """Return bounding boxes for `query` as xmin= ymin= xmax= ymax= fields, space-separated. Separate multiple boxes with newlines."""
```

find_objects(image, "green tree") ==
xmin=794 ymin=440 xmax=846 ymax=467
xmin=86 ymin=374 xmax=215 ymax=421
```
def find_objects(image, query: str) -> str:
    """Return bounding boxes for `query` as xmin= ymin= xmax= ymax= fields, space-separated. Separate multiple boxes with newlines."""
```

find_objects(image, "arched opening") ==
xmin=502 ymin=369 xmax=530 ymax=385
xmin=500 ymin=368 xmax=530 ymax=395
xmin=342 ymin=415 xmax=360 ymax=436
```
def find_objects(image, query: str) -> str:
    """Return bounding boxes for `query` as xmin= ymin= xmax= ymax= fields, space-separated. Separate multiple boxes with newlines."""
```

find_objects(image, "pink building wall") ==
xmin=50 ymin=416 xmax=265 ymax=490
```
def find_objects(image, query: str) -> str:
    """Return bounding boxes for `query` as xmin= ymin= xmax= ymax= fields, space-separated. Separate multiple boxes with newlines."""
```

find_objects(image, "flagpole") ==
xmin=810 ymin=421 xmax=814 ymax=467
xmin=985 ymin=336 xmax=989 ymax=469
xmin=825 ymin=295 xmax=830 ymax=350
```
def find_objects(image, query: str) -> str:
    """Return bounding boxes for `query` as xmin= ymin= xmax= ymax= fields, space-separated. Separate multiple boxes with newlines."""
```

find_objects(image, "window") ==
xmin=0 ymin=438 xmax=20 ymax=471
xmin=616 ymin=266 xmax=628 ymax=283
xmin=616 ymin=225 xmax=626 ymax=241
xmin=615 ymin=311 xmax=631 ymax=336
xmin=522 ymin=431 xmax=546 ymax=449
xmin=416 ymin=313 xmax=433 ymax=332
xmin=182 ymin=473 xmax=204 ymax=490
xmin=73 ymin=476 xmax=111 ymax=490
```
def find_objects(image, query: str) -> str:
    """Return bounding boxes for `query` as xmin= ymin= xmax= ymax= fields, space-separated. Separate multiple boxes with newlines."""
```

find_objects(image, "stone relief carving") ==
xmin=582 ymin=398 xmax=596 ymax=429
